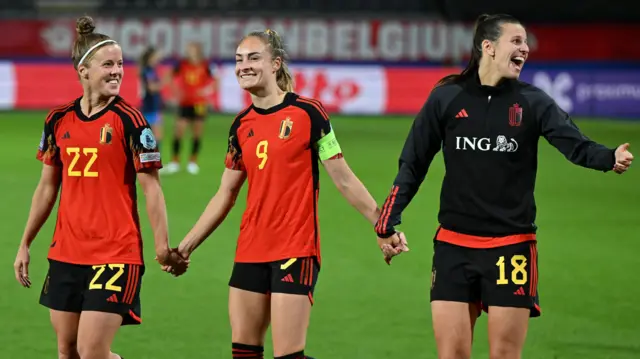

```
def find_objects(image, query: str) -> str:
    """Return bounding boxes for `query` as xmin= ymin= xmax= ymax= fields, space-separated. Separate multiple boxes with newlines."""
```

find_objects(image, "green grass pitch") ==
xmin=1 ymin=111 xmax=639 ymax=358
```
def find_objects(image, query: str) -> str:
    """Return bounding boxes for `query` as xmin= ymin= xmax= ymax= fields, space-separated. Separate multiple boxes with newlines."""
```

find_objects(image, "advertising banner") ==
xmin=520 ymin=70 xmax=640 ymax=118
xmin=0 ymin=62 xmax=638 ymax=119
xmin=1 ymin=18 xmax=639 ymax=62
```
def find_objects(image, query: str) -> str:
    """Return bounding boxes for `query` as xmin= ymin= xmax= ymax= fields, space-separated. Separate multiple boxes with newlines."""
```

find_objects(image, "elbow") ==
xmin=141 ymin=180 xmax=162 ymax=199
xmin=333 ymin=175 xmax=357 ymax=196
xmin=218 ymin=187 xmax=241 ymax=209
xmin=330 ymin=171 xmax=350 ymax=192
xmin=36 ymin=181 xmax=59 ymax=202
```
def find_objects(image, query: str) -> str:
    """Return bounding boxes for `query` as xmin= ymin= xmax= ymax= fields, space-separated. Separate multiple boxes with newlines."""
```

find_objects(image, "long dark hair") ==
xmin=436 ymin=14 xmax=521 ymax=86
xmin=140 ymin=46 xmax=156 ymax=68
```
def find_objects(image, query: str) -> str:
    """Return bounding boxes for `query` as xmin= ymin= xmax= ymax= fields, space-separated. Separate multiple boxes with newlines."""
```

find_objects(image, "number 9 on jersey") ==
xmin=256 ymin=140 xmax=268 ymax=170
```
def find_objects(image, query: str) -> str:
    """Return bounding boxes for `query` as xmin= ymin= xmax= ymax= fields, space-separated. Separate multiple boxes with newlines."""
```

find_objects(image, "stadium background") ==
xmin=1 ymin=1 xmax=638 ymax=358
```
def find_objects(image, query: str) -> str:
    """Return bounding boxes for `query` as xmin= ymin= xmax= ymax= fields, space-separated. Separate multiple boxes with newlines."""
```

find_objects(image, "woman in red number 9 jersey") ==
xmin=164 ymin=29 xmax=406 ymax=359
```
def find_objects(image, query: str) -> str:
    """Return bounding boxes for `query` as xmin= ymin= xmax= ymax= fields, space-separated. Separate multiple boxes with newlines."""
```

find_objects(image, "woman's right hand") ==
xmin=14 ymin=245 xmax=31 ymax=288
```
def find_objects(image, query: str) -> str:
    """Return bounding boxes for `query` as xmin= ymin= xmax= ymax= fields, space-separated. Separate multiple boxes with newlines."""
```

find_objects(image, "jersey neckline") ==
xmin=74 ymin=96 xmax=121 ymax=122
xmin=250 ymin=92 xmax=297 ymax=115
xmin=465 ymin=72 xmax=518 ymax=96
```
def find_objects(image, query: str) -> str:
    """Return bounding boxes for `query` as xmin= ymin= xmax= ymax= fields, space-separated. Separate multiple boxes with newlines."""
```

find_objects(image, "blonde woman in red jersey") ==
xmin=165 ymin=29 xmax=408 ymax=359
xmin=13 ymin=16 xmax=187 ymax=359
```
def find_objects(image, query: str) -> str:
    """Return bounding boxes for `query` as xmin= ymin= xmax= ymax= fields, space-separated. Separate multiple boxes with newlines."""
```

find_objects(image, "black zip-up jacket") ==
xmin=375 ymin=74 xmax=616 ymax=240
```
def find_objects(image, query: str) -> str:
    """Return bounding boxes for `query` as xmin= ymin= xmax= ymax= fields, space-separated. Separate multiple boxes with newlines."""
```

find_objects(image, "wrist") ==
xmin=19 ymin=238 xmax=32 ymax=249
xmin=155 ymin=245 xmax=169 ymax=257
xmin=377 ymin=229 xmax=397 ymax=239
xmin=178 ymin=240 xmax=194 ymax=256
xmin=370 ymin=207 xmax=382 ymax=225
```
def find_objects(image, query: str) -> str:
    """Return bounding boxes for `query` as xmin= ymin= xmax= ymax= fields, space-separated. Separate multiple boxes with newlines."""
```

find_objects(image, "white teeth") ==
xmin=513 ymin=56 xmax=524 ymax=63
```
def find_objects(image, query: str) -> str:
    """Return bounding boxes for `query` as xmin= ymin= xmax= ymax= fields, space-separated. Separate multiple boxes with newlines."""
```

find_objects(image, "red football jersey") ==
xmin=173 ymin=60 xmax=213 ymax=106
xmin=224 ymin=93 xmax=334 ymax=264
xmin=36 ymin=96 xmax=162 ymax=265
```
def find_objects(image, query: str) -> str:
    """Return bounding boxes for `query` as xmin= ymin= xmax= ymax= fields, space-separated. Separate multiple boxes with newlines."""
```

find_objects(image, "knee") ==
xmin=489 ymin=341 xmax=522 ymax=359
xmin=77 ymin=343 xmax=108 ymax=359
xmin=231 ymin=326 xmax=264 ymax=346
xmin=437 ymin=346 xmax=471 ymax=359
xmin=57 ymin=340 xmax=78 ymax=359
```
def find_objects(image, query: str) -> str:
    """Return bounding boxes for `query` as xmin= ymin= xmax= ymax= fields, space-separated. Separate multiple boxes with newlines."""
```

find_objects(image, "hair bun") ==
xmin=76 ymin=16 xmax=96 ymax=36
xmin=476 ymin=14 xmax=491 ymax=23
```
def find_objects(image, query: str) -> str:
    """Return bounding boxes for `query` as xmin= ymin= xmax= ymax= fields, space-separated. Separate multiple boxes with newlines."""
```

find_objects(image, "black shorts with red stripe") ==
xmin=229 ymin=257 xmax=319 ymax=304
xmin=40 ymin=259 xmax=144 ymax=325
xmin=430 ymin=239 xmax=541 ymax=317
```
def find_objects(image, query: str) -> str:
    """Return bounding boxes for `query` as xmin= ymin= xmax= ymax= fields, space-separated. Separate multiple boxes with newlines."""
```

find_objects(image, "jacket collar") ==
xmin=464 ymin=72 xmax=517 ymax=96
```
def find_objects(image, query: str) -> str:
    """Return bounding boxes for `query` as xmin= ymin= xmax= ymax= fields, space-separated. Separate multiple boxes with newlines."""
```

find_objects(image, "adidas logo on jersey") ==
xmin=247 ymin=129 xmax=254 ymax=138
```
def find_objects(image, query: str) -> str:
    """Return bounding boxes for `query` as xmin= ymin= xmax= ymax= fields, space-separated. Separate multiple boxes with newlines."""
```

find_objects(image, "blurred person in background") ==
xmin=163 ymin=28 xmax=405 ymax=359
xmin=13 ymin=15 xmax=187 ymax=359
xmin=165 ymin=41 xmax=217 ymax=175
xmin=139 ymin=46 xmax=165 ymax=150
xmin=376 ymin=13 xmax=633 ymax=359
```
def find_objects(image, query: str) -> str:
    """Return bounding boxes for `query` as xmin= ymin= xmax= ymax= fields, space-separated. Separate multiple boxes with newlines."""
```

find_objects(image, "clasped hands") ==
xmin=155 ymin=247 xmax=190 ymax=277
xmin=377 ymin=231 xmax=409 ymax=265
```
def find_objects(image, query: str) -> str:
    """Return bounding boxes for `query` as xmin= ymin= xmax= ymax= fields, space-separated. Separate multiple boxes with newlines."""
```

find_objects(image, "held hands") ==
xmin=155 ymin=247 xmax=190 ymax=277
xmin=614 ymin=143 xmax=633 ymax=174
xmin=377 ymin=231 xmax=410 ymax=265
xmin=14 ymin=245 xmax=31 ymax=288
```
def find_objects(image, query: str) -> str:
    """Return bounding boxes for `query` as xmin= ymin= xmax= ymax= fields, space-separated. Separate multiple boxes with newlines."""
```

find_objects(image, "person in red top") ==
xmin=165 ymin=29 xmax=404 ymax=359
xmin=165 ymin=41 xmax=217 ymax=175
xmin=13 ymin=16 xmax=187 ymax=359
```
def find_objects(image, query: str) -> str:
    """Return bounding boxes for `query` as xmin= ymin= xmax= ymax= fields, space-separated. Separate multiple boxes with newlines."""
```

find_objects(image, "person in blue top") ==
xmin=139 ymin=46 xmax=164 ymax=150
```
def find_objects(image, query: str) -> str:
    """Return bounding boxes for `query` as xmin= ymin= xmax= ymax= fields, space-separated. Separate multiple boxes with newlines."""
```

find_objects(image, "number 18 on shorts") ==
xmin=430 ymin=240 xmax=540 ymax=317
xmin=40 ymin=259 xmax=145 ymax=325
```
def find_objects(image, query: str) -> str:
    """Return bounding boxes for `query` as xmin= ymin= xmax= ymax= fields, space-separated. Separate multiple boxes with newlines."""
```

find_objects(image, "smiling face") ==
xmin=235 ymin=36 xmax=280 ymax=92
xmin=186 ymin=42 xmax=203 ymax=62
xmin=483 ymin=23 xmax=529 ymax=79
xmin=78 ymin=44 xmax=124 ymax=97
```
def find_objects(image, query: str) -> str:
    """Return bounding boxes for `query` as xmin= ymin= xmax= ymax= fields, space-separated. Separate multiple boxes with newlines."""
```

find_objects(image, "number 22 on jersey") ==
xmin=67 ymin=147 xmax=98 ymax=177
xmin=256 ymin=140 xmax=268 ymax=170
xmin=89 ymin=264 xmax=124 ymax=291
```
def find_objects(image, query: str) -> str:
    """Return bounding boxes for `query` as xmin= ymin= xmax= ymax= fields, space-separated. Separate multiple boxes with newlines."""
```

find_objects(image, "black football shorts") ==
xmin=39 ymin=259 xmax=144 ymax=325
xmin=229 ymin=257 xmax=320 ymax=304
xmin=430 ymin=240 xmax=541 ymax=317
xmin=178 ymin=104 xmax=207 ymax=120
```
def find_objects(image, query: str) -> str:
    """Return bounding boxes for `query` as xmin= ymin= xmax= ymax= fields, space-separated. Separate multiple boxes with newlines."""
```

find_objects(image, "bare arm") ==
xmin=137 ymin=169 xmax=170 ymax=257
xmin=323 ymin=158 xmax=380 ymax=225
xmin=178 ymin=168 xmax=247 ymax=256
xmin=19 ymin=164 xmax=61 ymax=248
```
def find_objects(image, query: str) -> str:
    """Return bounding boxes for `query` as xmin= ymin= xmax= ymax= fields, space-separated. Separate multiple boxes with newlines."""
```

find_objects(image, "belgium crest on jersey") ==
xmin=278 ymin=117 xmax=293 ymax=140
xmin=509 ymin=103 xmax=523 ymax=127
xmin=100 ymin=123 xmax=113 ymax=145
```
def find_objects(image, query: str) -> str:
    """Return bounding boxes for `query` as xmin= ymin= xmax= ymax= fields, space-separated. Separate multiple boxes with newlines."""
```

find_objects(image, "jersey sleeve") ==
xmin=375 ymin=88 xmax=447 ymax=238
xmin=224 ymin=118 xmax=246 ymax=171
xmin=36 ymin=111 xmax=62 ymax=167
xmin=533 ymin=88 xmax=615 ymax=171
xmin=117 ymin=104 xmax=162 ymax=172
xmin=305 ymin=99 xmax=343 ymax=161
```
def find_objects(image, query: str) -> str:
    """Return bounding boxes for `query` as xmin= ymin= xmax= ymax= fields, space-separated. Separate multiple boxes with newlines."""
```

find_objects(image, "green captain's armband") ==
xmin=317 ymin=131 xmax=342 ymax=161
